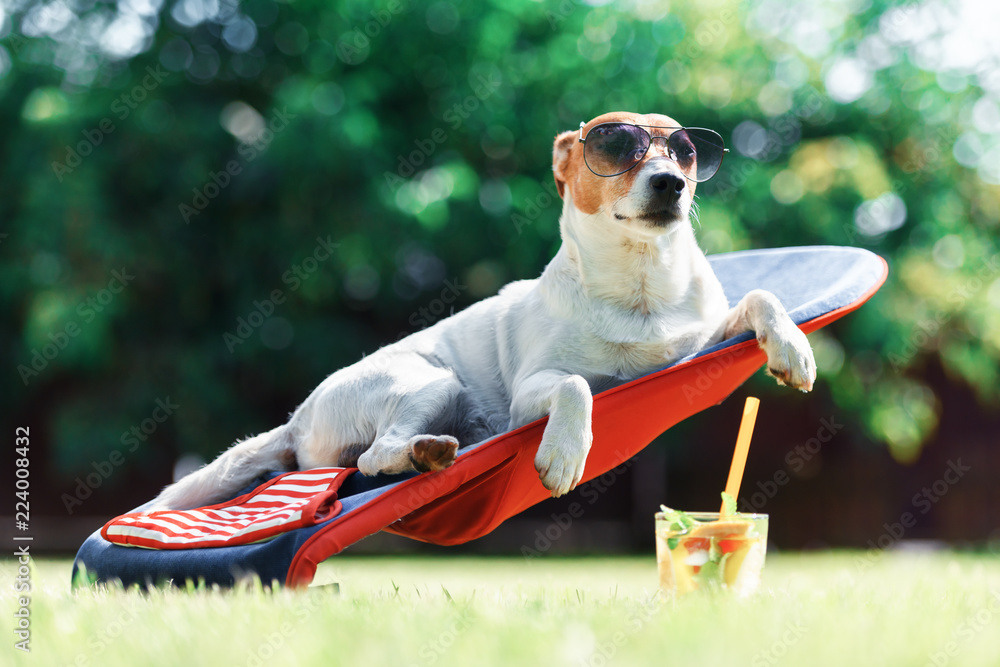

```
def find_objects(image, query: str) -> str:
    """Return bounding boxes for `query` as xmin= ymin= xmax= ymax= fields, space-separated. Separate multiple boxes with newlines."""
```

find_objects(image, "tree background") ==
xmin=3 ymin=0 xmax=999 ymax=551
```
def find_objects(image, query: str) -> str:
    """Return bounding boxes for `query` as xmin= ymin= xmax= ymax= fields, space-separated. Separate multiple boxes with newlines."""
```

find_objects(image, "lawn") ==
xmin=4 ymin=551 xmax=1000 ymax=666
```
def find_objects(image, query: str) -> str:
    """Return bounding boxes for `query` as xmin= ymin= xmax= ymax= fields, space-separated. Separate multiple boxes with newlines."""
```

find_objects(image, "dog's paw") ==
xmin=534 ymin=432 xmax=591 ymax=498
xmin=758 ymin=324 xmax=817 ymax=392
xmin=408 ymin=435 xmax=459 ymax=473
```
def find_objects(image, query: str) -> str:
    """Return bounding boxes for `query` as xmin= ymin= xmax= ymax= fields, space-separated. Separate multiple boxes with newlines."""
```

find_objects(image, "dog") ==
xmin=151 ymin=111 xmax=816 ymax=511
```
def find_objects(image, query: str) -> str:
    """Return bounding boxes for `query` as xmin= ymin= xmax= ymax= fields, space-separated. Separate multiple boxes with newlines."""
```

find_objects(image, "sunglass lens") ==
xmin=584 ymin=123 xmax=649 ymax=176
xmin=669 ymin=129 xmax=726 ymax=182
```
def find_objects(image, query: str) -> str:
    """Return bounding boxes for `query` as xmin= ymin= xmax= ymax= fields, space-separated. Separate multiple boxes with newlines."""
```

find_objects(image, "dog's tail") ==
xmin=148 ymin=425 xmax=295 ymax=511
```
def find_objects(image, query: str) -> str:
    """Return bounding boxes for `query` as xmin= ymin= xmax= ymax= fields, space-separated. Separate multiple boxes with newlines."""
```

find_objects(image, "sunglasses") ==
xmin=578 ymin=122 xmax=729 ymax=182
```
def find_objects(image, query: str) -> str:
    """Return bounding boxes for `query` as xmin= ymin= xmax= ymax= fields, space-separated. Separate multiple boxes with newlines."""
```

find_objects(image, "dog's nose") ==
xmin=649 ymin=172 xmax=686 ymax=199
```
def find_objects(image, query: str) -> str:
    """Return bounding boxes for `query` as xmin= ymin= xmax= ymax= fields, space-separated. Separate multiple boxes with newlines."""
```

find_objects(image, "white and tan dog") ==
xmin=152 ymin=111 xmax=816 ymax=510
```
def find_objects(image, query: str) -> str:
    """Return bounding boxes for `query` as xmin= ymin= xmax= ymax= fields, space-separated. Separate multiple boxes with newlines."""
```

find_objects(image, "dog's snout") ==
xmin=649 ymin=172 xmax=685 ymax=197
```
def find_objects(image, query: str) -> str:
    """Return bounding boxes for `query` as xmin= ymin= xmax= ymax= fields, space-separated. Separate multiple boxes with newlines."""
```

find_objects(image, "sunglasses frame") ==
xmin=578 ymin=121 xmax=730 ymax=182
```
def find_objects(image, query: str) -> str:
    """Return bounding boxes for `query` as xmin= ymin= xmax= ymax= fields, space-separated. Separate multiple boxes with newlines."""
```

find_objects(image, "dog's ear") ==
xmin=552 ymin=130 xmax=576 ymax=199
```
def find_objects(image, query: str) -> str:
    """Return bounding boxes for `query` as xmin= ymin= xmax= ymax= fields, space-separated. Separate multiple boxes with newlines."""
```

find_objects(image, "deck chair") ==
xmin=73 ymin=245 xmax=888 ymax=589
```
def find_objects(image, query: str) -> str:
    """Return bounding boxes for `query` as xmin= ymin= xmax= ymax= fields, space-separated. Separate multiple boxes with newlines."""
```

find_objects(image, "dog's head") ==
xmin=553 ymin=111 xmax=706 ymax=233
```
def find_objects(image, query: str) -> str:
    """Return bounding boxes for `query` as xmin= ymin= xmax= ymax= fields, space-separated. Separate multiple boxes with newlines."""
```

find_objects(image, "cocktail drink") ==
xmin=655 ymin=509 xmax=768 ymax=597
xmin=656 ymin=397 xmax=768 ymax=596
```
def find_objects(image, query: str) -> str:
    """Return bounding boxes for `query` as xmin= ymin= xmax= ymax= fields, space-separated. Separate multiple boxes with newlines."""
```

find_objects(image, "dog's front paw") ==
xmin=534 ymin=431 xmax=591 ymax=498
xmin=408 ymin=435 xmax=459 ymax=473
xmin=758 ymin=324 xmax=816 ymax=392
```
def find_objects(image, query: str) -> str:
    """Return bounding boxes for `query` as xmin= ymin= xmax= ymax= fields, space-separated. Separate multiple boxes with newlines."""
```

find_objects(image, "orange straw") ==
xmin=720 ymin=397 xmax=760 ymax=515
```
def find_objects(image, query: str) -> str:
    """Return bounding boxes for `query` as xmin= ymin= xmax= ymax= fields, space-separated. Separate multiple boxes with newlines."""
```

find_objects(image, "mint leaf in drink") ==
xmin=709 ymin=535 xmax=722 ymax=563
xmin=721 ymin=492 xmax=738 ymax=516
xmin=658 ymin=505 xmax=696 ymax=534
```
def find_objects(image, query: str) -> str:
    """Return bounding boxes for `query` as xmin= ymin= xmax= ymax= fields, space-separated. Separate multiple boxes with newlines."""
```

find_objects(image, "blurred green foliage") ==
xmin=2 ymin=0 xmax=998 ymax=488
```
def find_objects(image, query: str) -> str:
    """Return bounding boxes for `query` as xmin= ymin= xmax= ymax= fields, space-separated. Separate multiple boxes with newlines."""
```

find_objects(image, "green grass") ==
xmin=4 ymin=552 xmax=1000 ymax=666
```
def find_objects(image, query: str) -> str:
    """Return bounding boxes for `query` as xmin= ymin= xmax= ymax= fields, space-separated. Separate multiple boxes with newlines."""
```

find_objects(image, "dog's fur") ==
xmin=151 ymin=111 xmax=816 ymax=511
